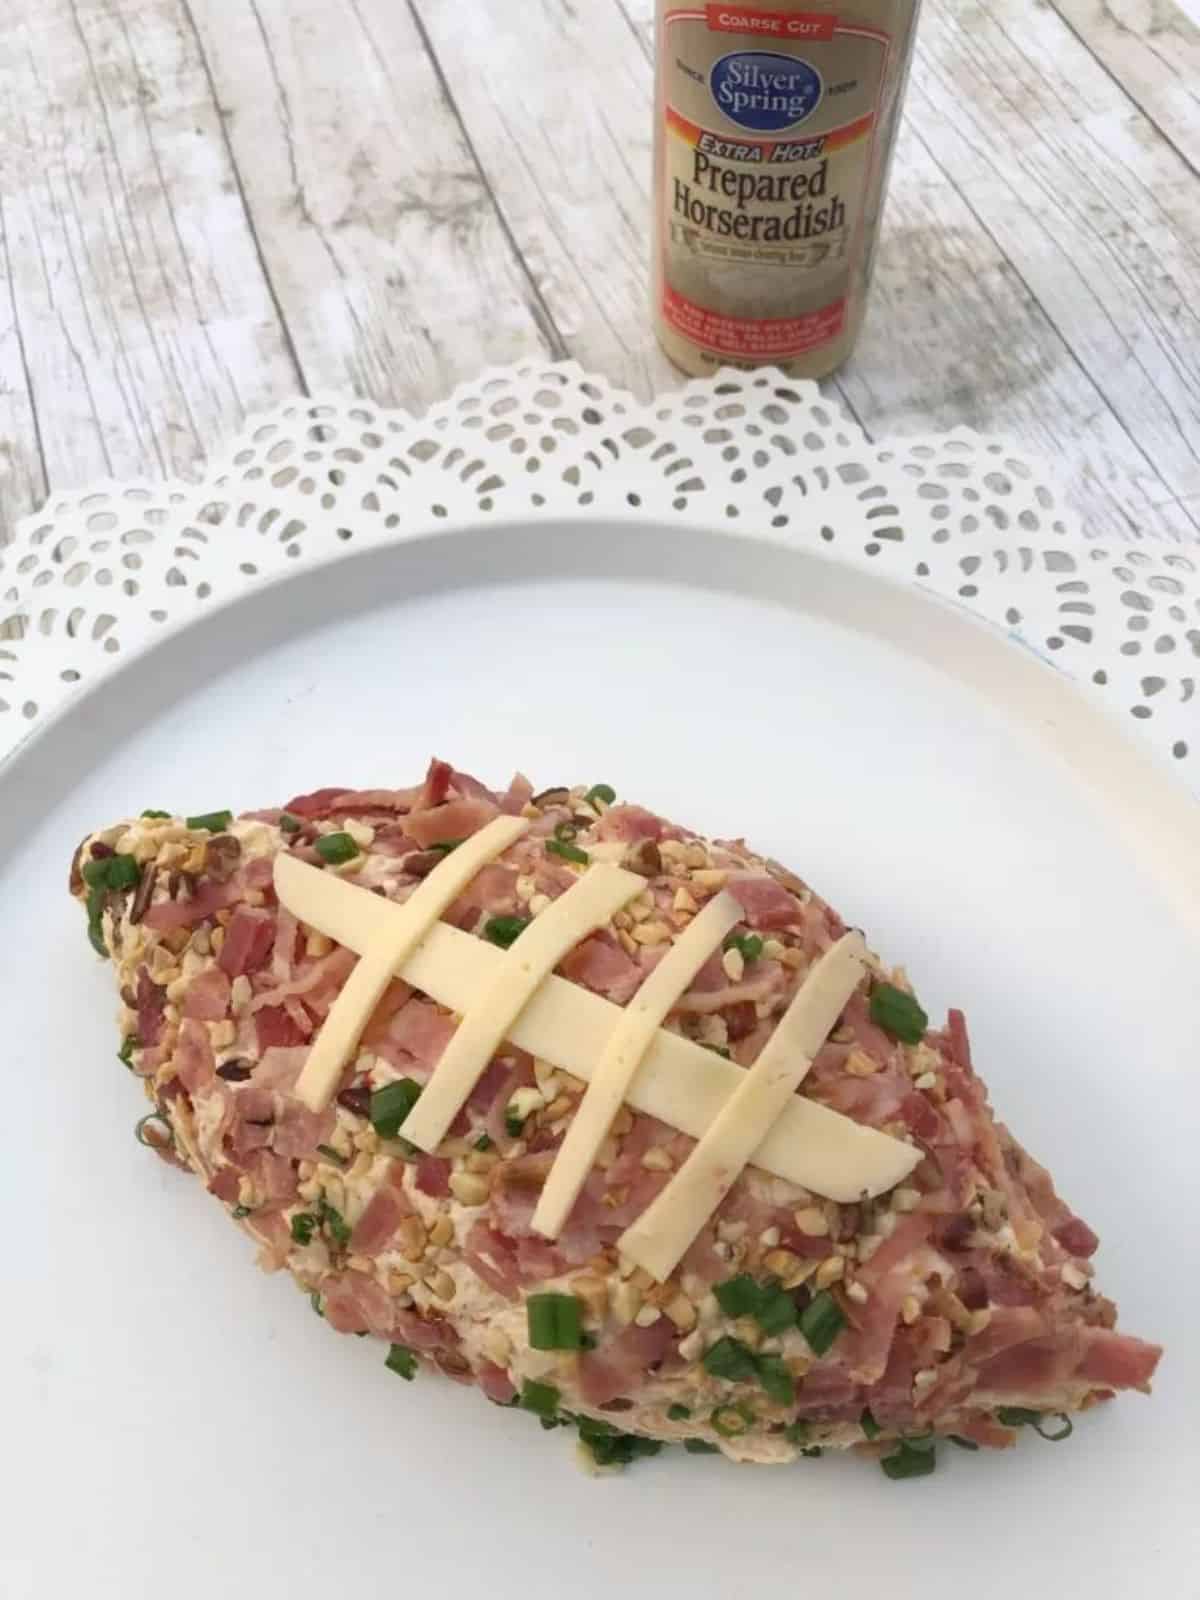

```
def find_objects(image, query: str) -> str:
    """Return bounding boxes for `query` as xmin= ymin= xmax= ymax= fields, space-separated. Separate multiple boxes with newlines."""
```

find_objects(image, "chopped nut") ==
xmin=529 ymin=893 xmax=551 ymax=916
xmin=900 ymin=1294 xmax=922 ymax=1325
xmin=912 ymin=1368 xmax=939 ymax=1396
xmin=672 ymin=886 xmax=698 ymax=913
xmin=397 ymin=1216 xmax=427 ymax=1262
xmin=230 ymin=974 xmax=252 ymax=1012
xmin=913 ymin=1071 xmax=938 ymax=1091
xmin=684 ymin=843 xmax=708 ymax=869
xmin=733 ymin=1317 xmax=763 ymax=1350
xmin=348 ymin=1253 xmax=372 ymax=1275
xmin=545 ymin=1094 xmax=574 ymax=1121
xmin=763 ymin=1249 xmax=814 ymax=1290
xmin=634 ymin=1304 xmax=663 ymax=1328
xmin=664 ymin=1292 xmax=697 ymax=1331
xmin=612 ymin=1106 xmax=634 ymax=1136
xmin=449 ymin=1171 xmax=490 ymax=1207
xmin=641 ymin=1146 xmax=674 ymax=1173
xmin=762 ymin=938 xmax=785 ymax=960
xmin=297 ymin=1160 xmax=315 ymax=1182
xmin=297 ymin=1178 xmax=321 ymax=1203
xmin=625 ymin=839 xmax=662 ymax=877
xmin=426 ymin=1269 xmax=456 ymax=1302
xmin=387 ymin=1270 xmax=415 ymax=1296
xmin=779 ymin=945 xmax=807 ymax=969
xmin=966 ymin=1308 xmax=992 ymax=1335
xmin=691 ymin=868 xmax=728 ymax=889
xmin=533 ymin=1057 xmax=559 ymax=1091
xmin=428 ymin=1215 xmax=454 ymax=1248
xmin=1061 ymin=1263 xmax=1089 ymax=1291
xmin=617 ymin=928 xmax=638 ymax=957
xmin=482 ymin=1326 xmax=512 ymax=1367
xmin=814 ymin=1254 xmax=845 ymax=1290
xmin=980 ymin=1188 xmax=1008 ymax=1230
xmin=717 ymin=1219 xmax=747 ymax=1244
xmin=758 ymin=1225 xmax=781 ymax=1248
xmin=845 ymin=1280 xmax=869 ymax=1305
xmin=793 ymin=1206 xmax=829 ymax=1238
xmin=306 ymin=930 xmax=332 ymax=960
xmin=632 ymin=920 xmax=670 ymax=946
xmin=349 ymin=1149 xmax=373 ymax=1181
xmin=507 ymin=1086 xmax=546 ymax=1124
xmin=343 ymin=819 xmax=375 ymax=849
xmin=891 ymin=1187 xmax=921 ymax=1213
xmin=465 ymin=1149 xmax=498 ymax=1174
xmin=612 ymin=1281 xmax=644 ymax=1325
xmin=677 ymin=1329 xmax=705 ymax=1362
xmin=721 ymin=947 xmax=745 ymax=982
xmin=658 ymin=839 xmax=689 ymax=861
xmin=571 ymin=1275 xmax=609 ymax=1319
xmin=844 ymin=1049 xmax=879 ymax=1077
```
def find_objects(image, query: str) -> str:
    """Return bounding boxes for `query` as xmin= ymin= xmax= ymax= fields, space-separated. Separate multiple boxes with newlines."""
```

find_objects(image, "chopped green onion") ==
xmin=428 ymin=839 xmax=463 ymax=856
xmin=186 ymin=810 xmax=233 ymax=834
xmin=797 ymin=1290 xmax=846 ymax=1357
xmin=310 ymin=1292 xmax=324 ymax=1318
xmin=232 ymin=1205 xmax=252 ymax=1220
xmin=703 ymin=1043 xmax=732 ymax=1059
xmin=948 ymin=1435 xmax=980 ymax=1451
xmin=724 ymin=932 xmax=765 ymax=964
xmin=584 ymin=784 xmax=616 ymax=810
xmin=117 ymin=1036 xmax=137 ymax=1069
xmin=546 ymin=837 xmax=589 ymax=866
xmin=483 ymin=915 xmax=530 ymax=949
xmin=702 ymin=1336 xmax=759 ymax=1383
xmin=554 ymin=821 xmax=579 ymax=843
xmin=711 ymin=1403 xmax=754 ymax=1438
xmin=278 ymin=811 xmax=302 ymax=833
xmin=579 ymin=1426 xmax=662 ymax=1468
xmin=869 ymin=982 xmax=928 ymax=1044
xmin=370 ymin=1078 xmax=422 ymax=1139
xmin=86 ymin=888 xmax=109 ymax=956
xmin=83 ymin=853 xmax=141 ymax=891
xmin=317 ymin=1196 xmax=351 ymax=1248
xmin=667 ymin=1403 xmax=691 ymax=1421
xmin=519 ymin=1379 xmax=561 ymax=1419
xmin=755 ymin=1354 xmax=795 ymax=1406
xmin=860 ymin=1408 xmax=882 ymax=1440
xmin=755 ymin=1286 xmax=799 ymax=1336
xmin=134 ymin=1112 xmax=172 ymax=1149
xmin=314 ymin=831 xmax=359 ymax=865
xmin=902 ymin=1432 xmax=936 ymax=1453
xmin=714 ymin=1274 xmax=762 ymax=1319
xmin=526 ymin=1293 xmax=584 ymax=1351
xmin=881 ymin=1442 xmax=937 ymax=1480
xmin=800 ymin=1446 xmax=824 ymax=1459
xmin=474 ymin=1132 xmax=493 ymax=1151
xmin=290 ymin=1213 xmax=316 ymax=1245
xmin=783 ymin=1421 xmax=810 ymax=1446
xmin=684 ymin=1439 xmax=720 ymax=1454
xmin=995 ymin=1406 xmax=1043 ymax=1428
xmin=1033 ymin=1415 xmax=1074 ymax=1442
xmin=385 ymin=1344 xmax=418 ymax=1380
xmin=140 ymin=809 xmax=171 ymax=819
xmin=315 ymin=1143 xmax=348 ymax=1168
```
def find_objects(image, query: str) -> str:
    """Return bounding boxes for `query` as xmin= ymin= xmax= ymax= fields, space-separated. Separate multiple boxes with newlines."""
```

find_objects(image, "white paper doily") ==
xmin=1 ymin=362 xmax=1196 ymax=787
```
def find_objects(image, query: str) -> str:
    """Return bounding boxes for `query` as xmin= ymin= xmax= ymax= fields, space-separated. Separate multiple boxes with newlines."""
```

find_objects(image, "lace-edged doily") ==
xmin=2 ymin=362 xmax=1196 ymax=787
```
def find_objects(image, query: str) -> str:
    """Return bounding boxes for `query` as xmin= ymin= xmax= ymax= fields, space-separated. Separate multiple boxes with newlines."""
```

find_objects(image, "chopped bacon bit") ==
xmin=136 ymin=967 xmax=167 ymax=1048
xmin=255 ymin=1005 xmax=309 ymax=1051
xmin=415 ymin=1156 xmax=450 ymax=1198
xmin=217 ymin=906 xmax=276 ymax=977
xmin=727 ymin=872 xmax=802 ymax=930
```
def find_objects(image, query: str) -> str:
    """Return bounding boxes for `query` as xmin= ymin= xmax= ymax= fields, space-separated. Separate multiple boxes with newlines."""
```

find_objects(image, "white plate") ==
xmin=4 ymin=515 xmax=1197 ymax=1600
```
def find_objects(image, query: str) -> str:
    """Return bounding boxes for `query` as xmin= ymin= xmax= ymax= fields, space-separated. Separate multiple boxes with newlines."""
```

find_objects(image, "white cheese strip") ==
xmin=281 ymin=816 xmax=529 ymax=1112
xmin=618 ymin=933 xmax=870 ymax=1281
xmin=272 ymin=860 xmax=918 ymax=1199
xmin=399 ymin=863 xmax=645 ymax=1152
xmin=531 ymin=889 xmax=745 ymax=1242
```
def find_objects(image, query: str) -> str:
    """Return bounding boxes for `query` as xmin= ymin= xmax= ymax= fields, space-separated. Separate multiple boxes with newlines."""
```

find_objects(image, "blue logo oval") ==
xmin=709 ymin=50 xmax=822 ymax=133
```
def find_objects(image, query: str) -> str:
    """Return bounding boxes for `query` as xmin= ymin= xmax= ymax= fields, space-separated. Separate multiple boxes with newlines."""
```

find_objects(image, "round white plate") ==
xmin=4 ymin=515 xmax=1197 ymax=1600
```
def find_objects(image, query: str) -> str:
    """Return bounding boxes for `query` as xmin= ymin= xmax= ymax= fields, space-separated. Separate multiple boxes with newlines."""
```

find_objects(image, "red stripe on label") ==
xmin=663 ymin=287 xmax=846 ymax=358
xmin=704 ymin=5 xmax=837 ymax=39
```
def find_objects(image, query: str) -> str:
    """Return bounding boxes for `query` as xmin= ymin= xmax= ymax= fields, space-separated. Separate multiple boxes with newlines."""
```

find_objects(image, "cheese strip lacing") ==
xmin=290 ymin=815 xmax=529 ymax=1112
xmin=398 ymin=863 xmax=645 ymax=1152
xmin=531 ymin=889 xmax=745 ymax=1242
xmin=273 ymin=857 xmax=919 ymax=1200
xmin=618 ymin=932 xmax=869 ymax=1281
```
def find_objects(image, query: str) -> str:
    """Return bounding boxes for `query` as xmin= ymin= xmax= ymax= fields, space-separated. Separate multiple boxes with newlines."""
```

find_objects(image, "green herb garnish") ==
xmin=577 ymin=1420 xmax=662 ymax=1468
xmin=783 ymin=1421 xmax=810 ymax=1446
xmin=317 ymin=1196 xmax=351 ymax=1248
xmin=429 ymin=840 xmax=464 ymax=856
xmin=370 ymin=1078 xmax=422 ymax=1139
xmin=82 ymin=854 xmax=141 ymax=955
xmin=519 ymin=1379 xmax=561 ymax=1419
xmin=996 ymin=1407 xmax=1073 ymax=1441
xmin=667 ymin=1403 xmax=691 ymax=1421
xmin=134 ymin=1112 xmax=172 ymax=1149
xmin=290 ymin=1213 xmax=316 ymax=1246
xmin=713 ymin=1274 xmax=796 ymax=1335
xmin=483 ymin=915 xmax=530 ymax=949
xmin=385 ymin=1344 xmax=418 ymax=1380
xmin=755 ymin=1286 xmax=799 ymax=1336
xmin=881 ymin=1441 xmax=937 ymax=1480
xmin=948 ymin=1435 xmax=980 ymax=1451
xmin=186 ymin=810 xmax=234 ymax=834
xmin=527 ymin=1292 xmax=585 ymax=1351
xmin=860 ymin=1408 xmax=882 ymax=1440
xmin=315 ymin=1143 xmax=348 ymax=1168
xmin=117 ymin=1036 xmax=137 ymax=1069
xmin=724 ymin=932 xmax=765 ymax=963
xmin=474 ymin=1132 xmax=493 ymax=1151
xmin=684 ymin=1439 xmax=720 ymax=1454
xmin=702 ymin=1336 xmax=759 ymax=1383
xmin=995 ymin=1407 xmax=1042 ymax=1428
xmin=797 ymin=1290 xmax=845 ymax=1357
xmin=140 ymin=809 xmax=171 ymax=819
xmin=547 ymin=837 xmax=589 ymax=866
xmin=754 ymin=1355 xmax=795 ymax=1407
xmin=310 ymin=1292 xmax=324 ymax=1318
xmin=800 ymin=1446 xmax=823 ymax=1459
xmin=869 ymin=982 xmax=928 ymax=1044
xmin=711 ymin=1403 xmax=754 ymax=1438
xmin=232 ymin=1205 xmax=252 ymax=1219
xmin=584 ymin=784 xmax=616 ymax=810
xmin=314 ymin=831 xmax=359 ymax=865
xmin=278 ymin=811 xmax=302 ymax=833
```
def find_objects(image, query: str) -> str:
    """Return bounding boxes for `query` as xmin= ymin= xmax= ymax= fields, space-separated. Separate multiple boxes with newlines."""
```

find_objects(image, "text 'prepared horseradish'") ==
xmin=652 ymin=2 xmax=922 ymax=378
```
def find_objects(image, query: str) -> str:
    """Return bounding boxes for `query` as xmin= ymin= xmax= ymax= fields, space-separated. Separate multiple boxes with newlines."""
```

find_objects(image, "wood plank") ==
xmin=409 ymin=0 xmax=675 ymax=400
xmin=185 ymin=0 xmax=560 ymax=409
xmin=0 ymin=211 xmax=47 ymax=545
xmin=1048 ymin=0 xmax=1200 ymax=174
xmin=0 ymin=0 xmax=299 ymax=505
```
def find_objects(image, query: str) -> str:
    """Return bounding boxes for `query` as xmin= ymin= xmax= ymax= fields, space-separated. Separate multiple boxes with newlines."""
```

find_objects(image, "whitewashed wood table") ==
xmin=1 ymin=0 xmax=1198 ymax=546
